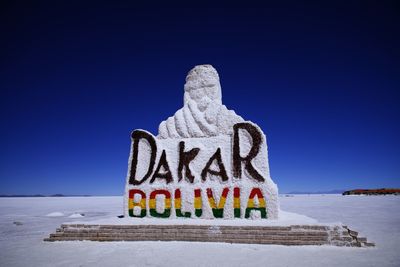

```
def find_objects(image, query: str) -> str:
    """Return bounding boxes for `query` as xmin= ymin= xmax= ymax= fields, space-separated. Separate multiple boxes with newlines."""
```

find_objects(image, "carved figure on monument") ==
xmin=158 ymin=64 xmax=244 ymax=138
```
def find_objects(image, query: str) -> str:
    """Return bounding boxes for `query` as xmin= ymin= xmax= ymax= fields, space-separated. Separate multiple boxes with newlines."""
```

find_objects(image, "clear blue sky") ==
xmin=0 ymin=2 xmax=399 ymax=195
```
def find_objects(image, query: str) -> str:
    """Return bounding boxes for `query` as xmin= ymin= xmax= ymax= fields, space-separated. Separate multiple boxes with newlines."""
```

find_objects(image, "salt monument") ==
xmin=45 ymin=65 xmax=374 ymax=247
xmin=124 ymin=64 xmax=279 ymax=219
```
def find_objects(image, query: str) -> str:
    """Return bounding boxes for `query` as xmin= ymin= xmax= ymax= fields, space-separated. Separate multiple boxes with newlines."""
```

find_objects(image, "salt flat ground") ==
xmin=0 ymin=195 xmax=399 ymax=267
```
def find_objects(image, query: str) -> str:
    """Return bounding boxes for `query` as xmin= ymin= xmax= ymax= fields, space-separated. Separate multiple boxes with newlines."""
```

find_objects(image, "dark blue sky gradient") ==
xmin=1 ymin=2 xmax=399 ymax=195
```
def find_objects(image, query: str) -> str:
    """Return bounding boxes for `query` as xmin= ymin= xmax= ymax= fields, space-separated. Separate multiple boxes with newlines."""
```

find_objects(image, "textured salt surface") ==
xmin=68 ymin=213 xmax=84 ymax=218
xmin=66 ymin=209 xmax=320 ymax=226
xmin=0 ymin=195 xmax=399 ymax=267
xmin=45 ymin=212 xmax=64 ymax=217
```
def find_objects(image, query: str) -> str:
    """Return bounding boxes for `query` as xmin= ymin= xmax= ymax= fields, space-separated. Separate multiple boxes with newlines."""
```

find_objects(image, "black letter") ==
xmin=129 ymin=130 xmax=157 ymax=185
xmin=178 ymin=141 xmax=200 ymax=183
xmin=201 ymin=148 xmax=229 ymax=182
xmin=233 ymin=123 xmax=265 ymax=182
xmin=150 ymin=150 xmax=173 ymax=184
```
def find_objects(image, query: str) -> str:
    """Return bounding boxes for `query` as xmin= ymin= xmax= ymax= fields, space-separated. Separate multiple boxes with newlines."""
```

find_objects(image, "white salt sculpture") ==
xmin=158 ymin=65 xmax=244 ymax=138
xmin=124 ymin=64 xmax=279 ymax=219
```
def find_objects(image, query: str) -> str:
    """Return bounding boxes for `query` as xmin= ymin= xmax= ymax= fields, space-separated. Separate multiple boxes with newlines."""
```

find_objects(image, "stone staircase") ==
xmin=44 ymin=224 xmax=374 ymax=247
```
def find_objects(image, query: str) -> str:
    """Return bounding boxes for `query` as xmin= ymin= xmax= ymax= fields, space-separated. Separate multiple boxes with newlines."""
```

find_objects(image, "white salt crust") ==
xmin=124 ymin=65 xmax=279 ymax=219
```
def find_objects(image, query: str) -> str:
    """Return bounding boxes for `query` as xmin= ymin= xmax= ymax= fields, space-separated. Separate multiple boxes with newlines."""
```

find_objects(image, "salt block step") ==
xmin=44 ymin=224 xmax=375 ymax=247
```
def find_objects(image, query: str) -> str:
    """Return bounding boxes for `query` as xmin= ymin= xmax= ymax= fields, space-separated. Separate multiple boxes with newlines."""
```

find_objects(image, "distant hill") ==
xmin=0 ymin=194 xmax=92 ymax=197
xmin=0 ymin=194 xmax=45 ymax=197
xmin=343 ymin=188 xmax=400 ymax=195
xmin=286 ymin=189 xmax=345 ymax=194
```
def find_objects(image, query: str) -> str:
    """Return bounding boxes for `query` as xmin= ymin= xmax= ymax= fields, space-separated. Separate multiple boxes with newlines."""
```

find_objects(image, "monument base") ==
xmin=44 ymin=224 xmax=374 ymax=247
